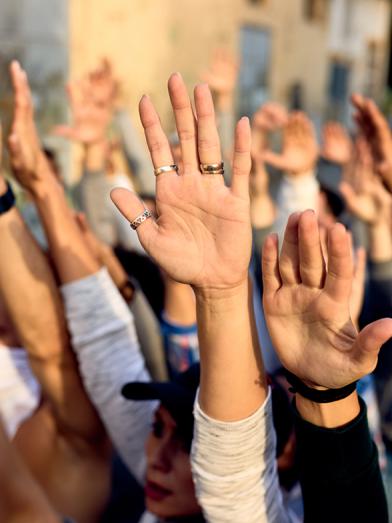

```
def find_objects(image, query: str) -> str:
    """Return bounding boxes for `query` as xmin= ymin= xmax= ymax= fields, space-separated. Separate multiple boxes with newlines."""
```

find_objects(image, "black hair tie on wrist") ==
xmin=284 ymin=370 xmax=357 ymax=404
xmin=0 ymin=182 xmax=15 ymax=215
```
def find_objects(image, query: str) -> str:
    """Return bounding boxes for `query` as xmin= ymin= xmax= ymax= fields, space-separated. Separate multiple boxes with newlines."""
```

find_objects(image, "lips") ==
xmin=145 ymin=480 xmax=172 ymax=502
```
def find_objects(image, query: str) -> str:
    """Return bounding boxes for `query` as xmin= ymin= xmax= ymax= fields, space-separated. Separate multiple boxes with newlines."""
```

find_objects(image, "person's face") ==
xmin=144 ymin=405 xmax=200 ymax=519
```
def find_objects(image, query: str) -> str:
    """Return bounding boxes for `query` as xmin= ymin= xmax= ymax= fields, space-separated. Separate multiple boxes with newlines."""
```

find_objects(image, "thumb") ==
xmin=8 ymin=134 xmax=22 ymax=169
xmin=354 ymin=318 xmax=392 ymax=361
xmin=110 ymin=187 xmax=158 ymax=251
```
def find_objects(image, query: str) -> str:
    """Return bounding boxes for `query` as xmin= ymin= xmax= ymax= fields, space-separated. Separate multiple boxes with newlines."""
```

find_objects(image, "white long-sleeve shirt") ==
xmin=191 ymin=391 xmax=290 ymax=523
xmin=61 ymin=268 xmax=155 ymax=484
xmin=275 ymin=171 xmax=319 ymax=240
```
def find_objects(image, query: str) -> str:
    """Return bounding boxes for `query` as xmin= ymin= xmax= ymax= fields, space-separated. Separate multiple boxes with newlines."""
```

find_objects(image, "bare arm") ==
xmin=8 ymin=62 xmax=153 ymax=479
xmin=112 ymin=74 xmax=268 ymax=420
xmin=111 ymin=73 xmax=284 ymax=522
xmin=0 ymin=416 xmax=60 ymax=523
xmin=0 ymin=175 xmax=103 ymax=442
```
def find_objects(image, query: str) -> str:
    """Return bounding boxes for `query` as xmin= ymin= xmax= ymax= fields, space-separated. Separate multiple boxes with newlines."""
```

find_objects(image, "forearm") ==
xmin=195 ymin=280 xmax=267 ymax=421
xmin=0 ymin=180 xmax=104 ymax=438
xmin=83 ymin=139 xmax=108 ymax=172
xmin=0 ymin=420 xmax=60 ymax=523
xmin=61 ymin=268 xmax=154 ymax=482
xmin=31 ymin=165 xmax=100 ymax=284
xmin=368 ymin=222 xmax=392 ymax=262
xmin=0 ymin=179 xmax=69 ymax=362
xmin=164 ymin=277 xmax=196 ymax=326
xmin=295 ymin=392 xmax=388 ymax=523
xmin=296 ymin=390 xmax=360 ymax=429
xmin=97 ymin=244 xmax=133 ymax=301
xmin=250 ymin=195 xmax=276 ymax=229
xmin=191 ymin=390 xmax=289 ymax=523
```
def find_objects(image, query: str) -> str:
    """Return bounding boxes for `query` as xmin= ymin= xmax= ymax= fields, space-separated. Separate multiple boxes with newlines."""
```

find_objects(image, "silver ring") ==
xmin=154 ymin=164 xmax=178 ymax=176
xmin=200 ymin=162 xmax=224 ymax=175
xmin=130 ymin=209 xmax=153 ymax=230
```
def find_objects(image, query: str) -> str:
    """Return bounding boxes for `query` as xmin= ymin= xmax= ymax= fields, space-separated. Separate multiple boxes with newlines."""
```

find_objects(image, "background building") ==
xmin=0 ymin=0 xmax=390 ymax=176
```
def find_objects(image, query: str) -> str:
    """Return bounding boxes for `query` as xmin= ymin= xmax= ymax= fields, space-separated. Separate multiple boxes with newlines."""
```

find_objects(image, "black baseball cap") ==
xmin=121 ymin=363 xmax=200 ymax=447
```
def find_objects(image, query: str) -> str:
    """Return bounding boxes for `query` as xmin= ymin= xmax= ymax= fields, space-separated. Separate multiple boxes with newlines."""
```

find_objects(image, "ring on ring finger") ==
xmin=200 ymin=162 xmax=224 ymax=175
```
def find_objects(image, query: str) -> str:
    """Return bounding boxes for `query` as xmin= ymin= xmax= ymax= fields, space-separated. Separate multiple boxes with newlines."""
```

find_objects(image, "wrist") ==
xmin=368 ymin=222 xmax=392 ymax=262
xmin=216 ymin=92 xmax=234 ymax=112
xmin=30 ymin=162 xmax=63 ymax=201
xmin=194 ymin=279 xmax=248 ymax=304
xmin=296 ymin=390 xmax=360 ymax=428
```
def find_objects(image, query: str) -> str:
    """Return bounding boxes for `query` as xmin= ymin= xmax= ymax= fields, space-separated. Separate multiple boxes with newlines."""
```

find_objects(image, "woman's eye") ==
xmin=152 ymin=421 xmax=164 ymax=438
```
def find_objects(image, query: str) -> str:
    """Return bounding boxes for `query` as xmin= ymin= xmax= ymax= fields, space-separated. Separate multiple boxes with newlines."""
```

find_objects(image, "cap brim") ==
xmin=121 ymin=381 xmax=195 ymax=420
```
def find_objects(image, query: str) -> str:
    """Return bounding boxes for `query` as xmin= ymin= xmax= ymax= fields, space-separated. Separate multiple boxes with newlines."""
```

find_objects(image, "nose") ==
xmin=150 ymin=438 xmax=173 ymax=473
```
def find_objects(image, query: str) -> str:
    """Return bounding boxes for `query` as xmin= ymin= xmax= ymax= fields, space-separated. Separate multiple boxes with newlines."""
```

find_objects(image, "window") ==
xmin=327 ymin=58 xmax=351 ymax=121
xmin=365 ymin=40 xmax=385 ymax=98
xmin=238 ymin=25 xmax=271 ymax=117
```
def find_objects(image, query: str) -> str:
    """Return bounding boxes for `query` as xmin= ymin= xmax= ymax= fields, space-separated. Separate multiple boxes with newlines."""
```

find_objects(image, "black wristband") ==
xmin=285 ymin=370 xmax=357 ymax=404
xmin=0 ymin=182 xmax=15 ymax=215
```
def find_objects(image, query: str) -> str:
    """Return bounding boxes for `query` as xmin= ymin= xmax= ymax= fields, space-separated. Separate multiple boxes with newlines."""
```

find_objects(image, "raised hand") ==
xmin=262 ymin=112 xmax=319 ymax=174
xmin=252 ymin=102 xmax=288 ymax=133
xmin=340 ymin=137 xmax=392 ymax=225
xmin=7 ymin=61 xmax=50 ymax=190
xmin=87 ymin=58 xmax=119 ymax=109
xmin=111 ymin=73 xmax=252 ymax=291
xmin=262 ymin=211 xmax=392 ymax=388
xmin=321 ymin=122 xmax=352 ymax=166
xmin=202 ymin=49 xmax=238 ymax=97
xmin=54 ymin=76 xmax=111 ymax=145
xmin=352 ymin=93 xmax=392 ymax=192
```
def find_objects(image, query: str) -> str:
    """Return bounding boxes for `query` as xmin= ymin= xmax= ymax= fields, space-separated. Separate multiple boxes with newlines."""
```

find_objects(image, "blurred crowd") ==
xmin=0 ymin=47 xmax=391 ymax=523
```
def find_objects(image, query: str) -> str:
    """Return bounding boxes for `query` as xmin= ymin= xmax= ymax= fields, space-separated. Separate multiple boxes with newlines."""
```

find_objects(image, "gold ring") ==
xmin=154 ymin=165 xmax=178 ymax=176
xmin=130 ymin=209 xmax=153 ymax=230
xmin=200 ymin=162 xmax=224 ymax=175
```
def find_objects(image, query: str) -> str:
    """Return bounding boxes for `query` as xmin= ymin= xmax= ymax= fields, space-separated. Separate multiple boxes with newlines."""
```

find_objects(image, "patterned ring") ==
xmin=130 ymin=209 xmax=153 ymax=230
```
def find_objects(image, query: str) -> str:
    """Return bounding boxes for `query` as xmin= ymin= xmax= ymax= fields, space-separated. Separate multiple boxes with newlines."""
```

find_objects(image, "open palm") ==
xmin=262 ymin=211 xmax=392 ymax=388
xmin=111 ymin=74 xmax=252 ymax=290
xmin=262 ymin=112 xmax=318 ymax=174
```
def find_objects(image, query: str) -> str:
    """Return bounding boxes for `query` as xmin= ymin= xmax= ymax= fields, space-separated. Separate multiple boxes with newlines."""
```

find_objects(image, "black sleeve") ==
xmin=360 ymin=260 xmax=392 ymax=445
xmin=294 ymin=397 xmax=388 ymax=523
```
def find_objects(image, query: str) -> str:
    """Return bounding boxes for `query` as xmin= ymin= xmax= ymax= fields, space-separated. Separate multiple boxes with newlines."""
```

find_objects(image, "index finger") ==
xmin=139 ymin=95 xmax=175 ymax=173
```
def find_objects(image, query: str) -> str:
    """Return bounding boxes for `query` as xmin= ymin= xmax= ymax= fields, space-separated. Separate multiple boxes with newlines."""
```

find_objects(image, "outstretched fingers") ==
xmin=194 ymin=83 xmax=223 ymax=179
xmin=10 ymin=61 xmax=32 ymax=125
xmin=279 ymin=212 xmax=301 ymax=285
xmin=168 ymin=73 xmax=198 ymax=173
xmin=262 ymin=233 xmax=282 ymax=295
xmin=231 ymin=117 xmax=251 ymax=198
xmin=324 ymin=223 xmax=353 ymax=302
xmin=298 ymin=210 xmax=326 ymax=288
xmin=139 ymin=95 xmax=175 ymax=174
